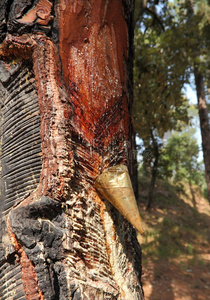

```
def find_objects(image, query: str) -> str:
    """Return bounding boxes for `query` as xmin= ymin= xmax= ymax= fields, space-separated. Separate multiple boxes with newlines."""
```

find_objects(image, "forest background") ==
xmin=133 ymin=0 xmax=210 ymax=299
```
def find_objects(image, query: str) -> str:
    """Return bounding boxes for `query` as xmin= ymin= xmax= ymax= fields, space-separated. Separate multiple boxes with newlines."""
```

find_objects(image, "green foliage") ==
xmin=169 ymin=0 xmax=210 ymax=82
xmin=133 ymin=24 xmax=190 ymax=140
xmin=133 ymin=0 xmax=210 ymax=138
xmin=133 ymin=0 xmax=209 ymax=195
xmin=160 ymin=131 xmax=206 ymax=187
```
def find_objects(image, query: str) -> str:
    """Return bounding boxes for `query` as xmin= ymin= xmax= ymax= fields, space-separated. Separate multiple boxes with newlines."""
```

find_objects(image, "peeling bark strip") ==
xmin=0 ymin=0 xmax=144 ymax=299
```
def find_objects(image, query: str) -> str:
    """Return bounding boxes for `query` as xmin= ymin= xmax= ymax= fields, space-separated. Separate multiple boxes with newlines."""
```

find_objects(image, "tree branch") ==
xmin=135 ymin=3 xmax=165 ymax=32
xmin=145 ymin=7 xmax=165 ymax=31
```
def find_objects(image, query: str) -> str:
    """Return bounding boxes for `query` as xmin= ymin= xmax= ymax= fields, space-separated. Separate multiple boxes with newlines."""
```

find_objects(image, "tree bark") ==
xmin=194 ymin=67 xmax=210 ymax=201
xmin=0 ymin=1 xmax=144 ymax=299
xmin=186 ymin=0 xmax=210 ymax=202
xmin=146 ymin=131 xmax=159 ymax=210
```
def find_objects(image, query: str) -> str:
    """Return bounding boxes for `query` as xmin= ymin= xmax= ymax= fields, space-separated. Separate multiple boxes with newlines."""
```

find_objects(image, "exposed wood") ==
xmin=0 ymin=1 xmax=144 ymax=299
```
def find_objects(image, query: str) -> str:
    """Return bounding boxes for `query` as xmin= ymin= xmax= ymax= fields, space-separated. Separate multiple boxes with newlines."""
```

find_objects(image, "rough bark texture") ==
xmin=194 ymin=67 xmax=210 ymax=202
xmin=0 ymin=1 xmax=144 ymax=299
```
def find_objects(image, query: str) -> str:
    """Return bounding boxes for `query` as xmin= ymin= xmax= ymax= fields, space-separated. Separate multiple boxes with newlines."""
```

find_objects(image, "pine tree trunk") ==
xmin=186 ymin=0 xmax=210 ymax=201
xmin=0 ymin=1 xmax=144 ymax=299
xmin=194 ymin=67 xmax=210 ymax=201
xmin=146 ymin=131 xmax=159 ymax=210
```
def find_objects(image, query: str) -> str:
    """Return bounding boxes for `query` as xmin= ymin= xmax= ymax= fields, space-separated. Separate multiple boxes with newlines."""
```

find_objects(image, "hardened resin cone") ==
xmin=95 ymin=165 xmax=144 ymax=234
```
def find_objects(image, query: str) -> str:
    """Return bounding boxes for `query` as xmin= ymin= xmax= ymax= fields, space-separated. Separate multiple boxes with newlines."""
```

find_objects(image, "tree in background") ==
xmin=160 ymin=132 xmax=205 ymax=189
xmin=133 ymin=0 xmax=210 ymax=207
xmin=186 ymin=0 xmax=210 ymax=201
xmin=134 ymin=0 xmax=190 ymax=209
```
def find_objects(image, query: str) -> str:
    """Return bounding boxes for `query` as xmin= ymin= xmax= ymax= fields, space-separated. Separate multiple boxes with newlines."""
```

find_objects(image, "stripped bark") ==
xmin=0 ymin=1 xmax=144 ymax=299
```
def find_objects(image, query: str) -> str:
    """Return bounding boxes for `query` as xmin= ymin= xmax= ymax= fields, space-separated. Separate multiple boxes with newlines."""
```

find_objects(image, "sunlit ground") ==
xmin=138 ymin=178 xmax=210 ymax=300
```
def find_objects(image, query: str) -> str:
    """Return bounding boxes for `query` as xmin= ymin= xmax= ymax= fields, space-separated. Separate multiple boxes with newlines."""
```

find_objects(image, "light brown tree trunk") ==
xmin=0 ymin=1 xmax=144 ymax=299
xmin=194 ymin=67 xmax=210 ymax=201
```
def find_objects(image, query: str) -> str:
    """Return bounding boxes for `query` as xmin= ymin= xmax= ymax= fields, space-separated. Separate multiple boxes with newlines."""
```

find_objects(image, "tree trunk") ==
xmin=194 ymin=67 xmax=210 ymax=201
xmin=0 ymin=1 xmax=144 ymax=300
xmin=186 ymin=0 xmax=210 ymax=202
xmin=146 ymin=131 xmax=159 ymax=210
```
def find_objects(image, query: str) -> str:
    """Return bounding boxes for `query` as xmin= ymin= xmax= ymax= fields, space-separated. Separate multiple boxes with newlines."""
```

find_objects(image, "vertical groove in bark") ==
xmin=194 ymin=68 xmax=210 ymax=201
xmin=58 ymin=0 xmax=130 ymax=148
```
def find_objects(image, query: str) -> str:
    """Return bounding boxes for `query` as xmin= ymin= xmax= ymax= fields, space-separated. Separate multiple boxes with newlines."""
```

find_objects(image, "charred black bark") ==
xmin=0 ymin=59 xmax=43 ymax=299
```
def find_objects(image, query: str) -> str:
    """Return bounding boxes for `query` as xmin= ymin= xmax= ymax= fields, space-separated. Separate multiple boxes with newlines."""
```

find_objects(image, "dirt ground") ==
xmin=138 ymin=182 xmax=210 ymax=300
xmin=142 ymin=255 xmax=210 ymax=300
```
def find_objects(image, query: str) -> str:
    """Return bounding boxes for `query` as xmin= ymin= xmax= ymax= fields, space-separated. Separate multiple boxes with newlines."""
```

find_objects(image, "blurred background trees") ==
xmin=133 ymin=0 xmax=210 ymax=208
